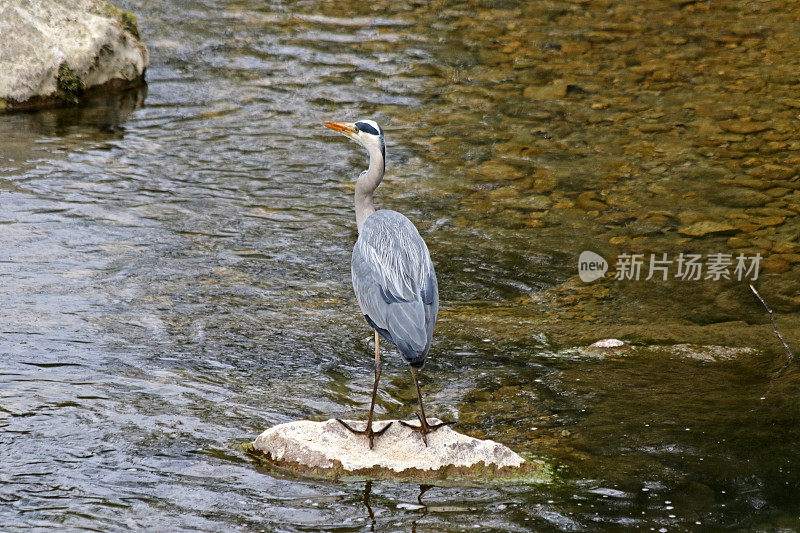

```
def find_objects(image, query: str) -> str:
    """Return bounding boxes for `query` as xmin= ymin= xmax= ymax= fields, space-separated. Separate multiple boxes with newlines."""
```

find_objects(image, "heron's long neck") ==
xmin=354 ymin=141 xmax=385 ymax=232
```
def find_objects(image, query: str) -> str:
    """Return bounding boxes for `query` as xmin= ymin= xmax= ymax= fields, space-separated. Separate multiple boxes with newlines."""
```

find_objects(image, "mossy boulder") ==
xmin=0 ymin=0 xmax=149 ymax=110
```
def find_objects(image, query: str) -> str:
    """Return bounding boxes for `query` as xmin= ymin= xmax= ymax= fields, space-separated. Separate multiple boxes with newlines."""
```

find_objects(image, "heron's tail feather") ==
xmin=364 ymin=314 xmax=395 ymax=345
xmin=387 ymin=300 xmax=427 ymax=350
xmin=386 ymin=299 xmax=429 ymax=365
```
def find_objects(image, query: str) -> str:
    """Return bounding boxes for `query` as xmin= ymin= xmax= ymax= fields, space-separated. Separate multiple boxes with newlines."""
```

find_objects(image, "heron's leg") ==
xmin=337 ymin=330 xmax=393 ymax=449
xmin=399 ymin=367 xmax=455 ymax=446
xmin=363 ymin=331 xmax=383 ymax=438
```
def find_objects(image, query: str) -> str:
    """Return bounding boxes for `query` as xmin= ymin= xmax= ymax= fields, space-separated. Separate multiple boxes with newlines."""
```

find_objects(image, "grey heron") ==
xmin=324 ymin=119 xmax=453 ymax=448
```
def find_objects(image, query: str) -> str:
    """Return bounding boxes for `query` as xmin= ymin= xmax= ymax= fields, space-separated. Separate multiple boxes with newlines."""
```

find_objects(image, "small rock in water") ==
xmin=719 ymin=120 xmax=770 ymax=135
xmin=590 ymin=338 xmax=631 ymax=350
xmin=677 ymin=220 xmax=737 ymax=237
xmin=579 ymin=339 xmax=634 ymax=358
xmin=523 ymin=80 xmax=569 ymax=101
xmin=576 ymin=191 xmax=607 ymax=210
xmin=762 ymin=256 xmax=791 ymax=273
xmin=249 ymin=419 xmax=541 ymax=482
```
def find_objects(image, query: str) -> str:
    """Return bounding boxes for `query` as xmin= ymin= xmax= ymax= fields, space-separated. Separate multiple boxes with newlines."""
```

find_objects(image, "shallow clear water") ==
xmin=3 ymin=0 xmax=800 ymax=530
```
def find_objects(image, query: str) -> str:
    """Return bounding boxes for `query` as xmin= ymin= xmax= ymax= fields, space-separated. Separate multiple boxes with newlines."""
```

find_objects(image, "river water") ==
xmin=3 ymin=0 xmax=800 ymax=530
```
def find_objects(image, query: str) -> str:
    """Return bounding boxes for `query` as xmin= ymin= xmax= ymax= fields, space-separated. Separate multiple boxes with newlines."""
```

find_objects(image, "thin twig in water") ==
xmin=749 ymin=284 xmax=794 ymax=367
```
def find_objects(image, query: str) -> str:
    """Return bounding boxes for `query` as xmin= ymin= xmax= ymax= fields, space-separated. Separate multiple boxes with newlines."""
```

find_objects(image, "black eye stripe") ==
xmin=354 ymin=122 xmax=381 ymax=136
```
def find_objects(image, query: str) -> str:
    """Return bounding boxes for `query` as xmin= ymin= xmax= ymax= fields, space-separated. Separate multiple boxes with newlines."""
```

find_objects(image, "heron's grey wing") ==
xmin=421 ymin=267 xmax=438 ymax=347
xmin=351 ymin=245 xmax=394 ymax=339
xmin=351 ymin=233 xmax=428 ymax=352
xmin=351 ymin=211 xmax=438 ymax=366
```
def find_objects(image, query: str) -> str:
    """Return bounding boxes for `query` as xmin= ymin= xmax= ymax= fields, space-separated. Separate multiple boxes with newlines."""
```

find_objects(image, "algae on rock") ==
xmin=56 ymin=63 xmax=86 ymax=103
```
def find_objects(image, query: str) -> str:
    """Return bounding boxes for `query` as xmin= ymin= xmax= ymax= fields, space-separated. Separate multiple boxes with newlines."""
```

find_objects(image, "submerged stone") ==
xmin=709 ymin=187 xmax=770 ymax=208
xmin=719 ymin=120 xmax=770 ymax=134
xmin=523 ymin=82 xmax=568 ymax=101
xmin=677 ymin=220 xmax=737 ymax=237
xmin=249 ymin=419 xmax=543 ymax=483
xmin=576 ymin=190 xmax=607 ymax=211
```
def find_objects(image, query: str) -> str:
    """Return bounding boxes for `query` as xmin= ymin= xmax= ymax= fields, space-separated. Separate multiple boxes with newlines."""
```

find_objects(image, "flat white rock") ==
xmin=253 ymin=419 xmax=526 ymax=474
xmin=590 ymin=338 xmax=629 ymax=349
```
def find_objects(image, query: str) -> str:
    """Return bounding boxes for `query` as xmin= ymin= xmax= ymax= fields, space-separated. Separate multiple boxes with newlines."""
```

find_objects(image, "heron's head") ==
xmin=323 ymin=120 xmax=384 ymax=156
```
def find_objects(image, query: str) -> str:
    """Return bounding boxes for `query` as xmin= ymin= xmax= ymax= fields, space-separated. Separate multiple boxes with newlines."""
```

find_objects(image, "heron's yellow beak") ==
xmin=323 ymin=121 xmax=359 ymax=142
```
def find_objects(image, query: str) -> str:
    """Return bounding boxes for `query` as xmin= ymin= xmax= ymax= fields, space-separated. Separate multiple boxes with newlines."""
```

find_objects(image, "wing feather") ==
xmin=351 ymin=210 xmax=438 ymax=366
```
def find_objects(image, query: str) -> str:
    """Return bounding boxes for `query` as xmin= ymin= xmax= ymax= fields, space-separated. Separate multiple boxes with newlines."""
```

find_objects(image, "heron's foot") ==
xmin=336 ymin=419 xmax=393 ymax=449
xmin=398 ymin=413 xmax=455 ymax=446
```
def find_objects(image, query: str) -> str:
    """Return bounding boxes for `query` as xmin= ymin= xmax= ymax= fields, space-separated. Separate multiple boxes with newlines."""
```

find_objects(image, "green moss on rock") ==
xmin=56 ymin=63 xmax=85 ymax=103
xmin=118 ymin=11 xmax=140 ymax=39
xmin=104 ymin=5 xmax=140 ymax=39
